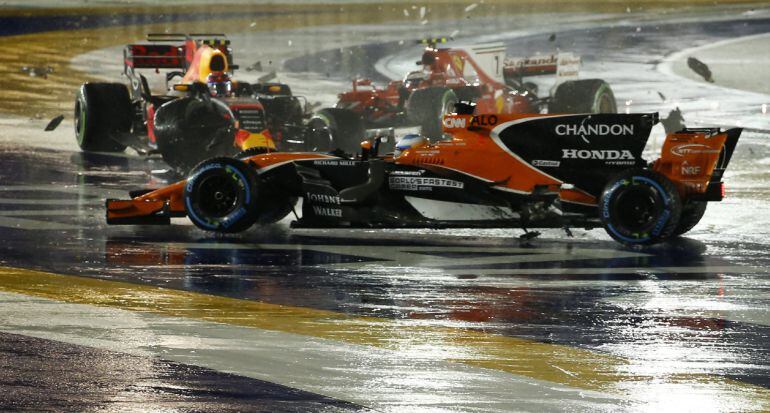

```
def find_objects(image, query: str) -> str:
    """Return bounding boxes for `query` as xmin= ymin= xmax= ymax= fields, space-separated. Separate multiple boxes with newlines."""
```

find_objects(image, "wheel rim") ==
xmin=612 ymin=186 xmax=661 ymax=232
xmin=596 ymin=92 xmax=615 ymax=113
xmin=195 ymin=172 xmax=242 ymax=218
xmin=439 ymin=96 xmax=456 ymax=120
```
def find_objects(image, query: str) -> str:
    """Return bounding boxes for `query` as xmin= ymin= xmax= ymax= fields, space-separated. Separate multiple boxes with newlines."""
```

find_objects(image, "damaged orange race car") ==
xmin=106 ymin=103 xmax=740 ymax=246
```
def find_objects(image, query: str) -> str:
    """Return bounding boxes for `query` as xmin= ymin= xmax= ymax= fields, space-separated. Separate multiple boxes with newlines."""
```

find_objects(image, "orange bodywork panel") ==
xmin=652 ymin=130 xmax=727 ymax=197
xmin=402 ymin=113 xmax=591 ymax=203
xmin=106 ymin=153 xmax=336 ymax=223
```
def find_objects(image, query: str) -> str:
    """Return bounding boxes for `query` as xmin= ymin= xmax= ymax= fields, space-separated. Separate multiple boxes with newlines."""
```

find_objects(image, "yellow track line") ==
xmin=0 ymin=264 xmax=768 ymax=409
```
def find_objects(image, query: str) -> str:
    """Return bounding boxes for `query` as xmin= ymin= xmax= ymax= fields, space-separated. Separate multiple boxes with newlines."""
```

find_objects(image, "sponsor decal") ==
xmin=681 ymin=162 xmax=702 ymax=176
xmin=670 ymin=144 xmax=720 ymax=157
xmin=562 ymin=149 xmax=635 ymax=161
xmin=470 ymin=115 xmax=498 ymax=127
xmin=505 ymin=54 xmax=557 ymax=68
xmin=555 ymin=123 xmax=634 ymax=143
xmin=313 ymin=160 xmax=356 ymax=166
xmin=443 ymin=117 xmax=467 ymax=129
xmin=532 ymin=160 xmax=560 ymax=167
xmin=388 ymin=176 xmax=464 ymax=191
xmin=390 ymin=170 xmax=425 ymax=176
xmin=305 ymin=192 xmax=341 ymax=205
xmin=312 ymin=206 xmax=343 ymax=217
xmin=452 ymin=54 xmax=465 ymax=73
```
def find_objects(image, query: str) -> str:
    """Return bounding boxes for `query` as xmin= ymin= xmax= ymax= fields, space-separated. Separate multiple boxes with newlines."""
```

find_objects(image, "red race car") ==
xmin=335 ymin=38 xmax=616 ymax=139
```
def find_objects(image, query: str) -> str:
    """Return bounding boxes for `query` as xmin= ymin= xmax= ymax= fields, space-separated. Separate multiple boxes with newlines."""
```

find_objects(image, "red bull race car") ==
xmin=105 ymin=104 xmax=740 ymax=247
xmin=75 ymin=33 xmax=363 ymax=172
xmin=335 ymin=38 xmax=616 ymax=139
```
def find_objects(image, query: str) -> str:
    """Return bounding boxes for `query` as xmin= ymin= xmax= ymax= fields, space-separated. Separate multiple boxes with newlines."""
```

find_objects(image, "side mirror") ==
xmin=363 ymin=128 xmax=395 ymax=158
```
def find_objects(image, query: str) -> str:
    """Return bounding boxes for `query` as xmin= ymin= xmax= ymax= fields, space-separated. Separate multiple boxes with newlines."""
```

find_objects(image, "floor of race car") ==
xmin=2 ymin=2 xmax=770 ymax=412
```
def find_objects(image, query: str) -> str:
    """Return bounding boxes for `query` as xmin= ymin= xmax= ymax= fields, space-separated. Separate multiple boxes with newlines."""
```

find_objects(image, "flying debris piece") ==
xmin=657 ymin=91 xmax=666 ymax=101
xmin=450 ymin=29 xmax=460 ymax=38
xmin=419 ymin=6 xmax=426 ymax=19
xmin=465 ymin=3 xmax=478 ymax=12
xmin=548 ymin=33 xmax=556 ymax=42
xmin=403 ymin=9 xmax=409 ymax=17
xmin=687 ymin=57 xmax=714 ymax=83
xmin=519 ymin=229 xmax=541 ymax=243
xmin=245 ymin=61 xmax=262 ymax=72
xmin=257 ymin=71 xmax=277 ymax=83
xmin=44 ymin=115 xmax=64 ymax=131
xmin=20 ymin=65 xmax=54 ymax=79
xmin=661 ymin=107 xmax=686 ymax=134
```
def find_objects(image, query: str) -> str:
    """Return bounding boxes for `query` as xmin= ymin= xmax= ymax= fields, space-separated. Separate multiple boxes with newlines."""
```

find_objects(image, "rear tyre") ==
xmin=184 ymin=157 xmax=259 ymax=233
xmin=599 ymin=168 xmax=682 ymax=246
xmin=306 ymin=108 xmax=365 ymax=154
xmin=406 ymin=87 xmax=457 ymax=140
xmin=674 ymin=201 xmax=708 ymax=235
xmin=548 ymin=79 xmax=616 ymax=114
xmin=74 ymin=83 xmax=131 ymax=152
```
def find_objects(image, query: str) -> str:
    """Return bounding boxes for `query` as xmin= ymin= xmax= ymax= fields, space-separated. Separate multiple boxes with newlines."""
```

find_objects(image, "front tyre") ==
xmin=406 ymin=87 xmax=457 ymax=140
xmin=599 ymin=168 xmax=682 ymax=246
xmin=305 ymin=108 xmax=365 ymax=154
xmin=184 ymin=157 xmax=259 ymax=233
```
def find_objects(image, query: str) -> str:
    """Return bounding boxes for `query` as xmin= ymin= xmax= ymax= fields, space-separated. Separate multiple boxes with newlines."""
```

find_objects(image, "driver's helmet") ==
xmin=206 ymin=71 xmax=233 ymax=97
xmin=394 ymin=133 xmax=427 ymax=157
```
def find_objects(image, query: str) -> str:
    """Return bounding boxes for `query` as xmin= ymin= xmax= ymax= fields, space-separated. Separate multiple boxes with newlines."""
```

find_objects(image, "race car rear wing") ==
xmin=123 ymin=33 xmax=235 ymax=71
xmin=124 ymin=44 xmax=186 ymax=69
xmin=503 ymin=53 xmax=580 ymax=84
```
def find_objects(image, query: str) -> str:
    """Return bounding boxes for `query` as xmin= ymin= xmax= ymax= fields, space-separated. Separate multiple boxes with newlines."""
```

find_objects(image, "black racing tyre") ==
xmin=154 ymin=98 xmax=238 ymax=174
xmin=674 ymin=201 xmax=708 ymax=236
xmin=74 ymin=83 xmax=131 ymax=152
xmin=406 ymin=87 xmax=458 ymax=140
xmin=255 ymin=195 xmax=296 ymax=224
xmin=184 ymin=157 xmax=259 ymax=233
xmin=548 ymin=79 xmax=617 ymax=114
xmin=599 ymin=168 xmax=682 ymax=246
xmin=306 ymin=108 xmax=365 ymax=154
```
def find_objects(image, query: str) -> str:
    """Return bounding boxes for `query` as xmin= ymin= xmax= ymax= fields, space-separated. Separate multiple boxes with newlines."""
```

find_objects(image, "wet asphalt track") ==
xmin=2 ymin=7 xmax=770 ymax=413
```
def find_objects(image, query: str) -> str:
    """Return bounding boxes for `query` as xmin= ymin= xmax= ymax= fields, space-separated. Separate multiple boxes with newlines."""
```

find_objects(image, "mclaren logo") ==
xmin=555 ymin=122 xmax=634 ymax=144
xmin=562 ymin=149 xmax=635 ymax=160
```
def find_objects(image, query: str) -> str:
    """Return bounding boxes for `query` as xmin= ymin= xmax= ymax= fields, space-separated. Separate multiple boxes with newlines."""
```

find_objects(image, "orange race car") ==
xmin=106 ymin=104 xmax=740 ymax=246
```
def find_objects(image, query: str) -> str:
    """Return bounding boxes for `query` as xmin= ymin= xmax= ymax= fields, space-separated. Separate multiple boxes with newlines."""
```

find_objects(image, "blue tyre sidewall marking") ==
xmin=185 ymin=162 xmax=252 ymax=230
xmin=603 ymin=175 xmax=671 ymax=244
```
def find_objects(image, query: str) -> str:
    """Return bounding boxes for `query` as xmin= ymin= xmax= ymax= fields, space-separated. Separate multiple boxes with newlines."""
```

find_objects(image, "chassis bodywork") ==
xmin=106 ymin=110 xmax=740 ymax=245
xmin=335 ymin=40 xmax=613 ymax=136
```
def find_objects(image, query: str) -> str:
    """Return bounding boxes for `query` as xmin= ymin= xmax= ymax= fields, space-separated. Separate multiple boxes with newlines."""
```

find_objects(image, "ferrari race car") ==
xmin=335 ymin=38 xmax=616 ymax=139
xmin=106 ymin=104 xmax=740 ymax=246
xmin=75 ymin=33 xmax=364 ymax=172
